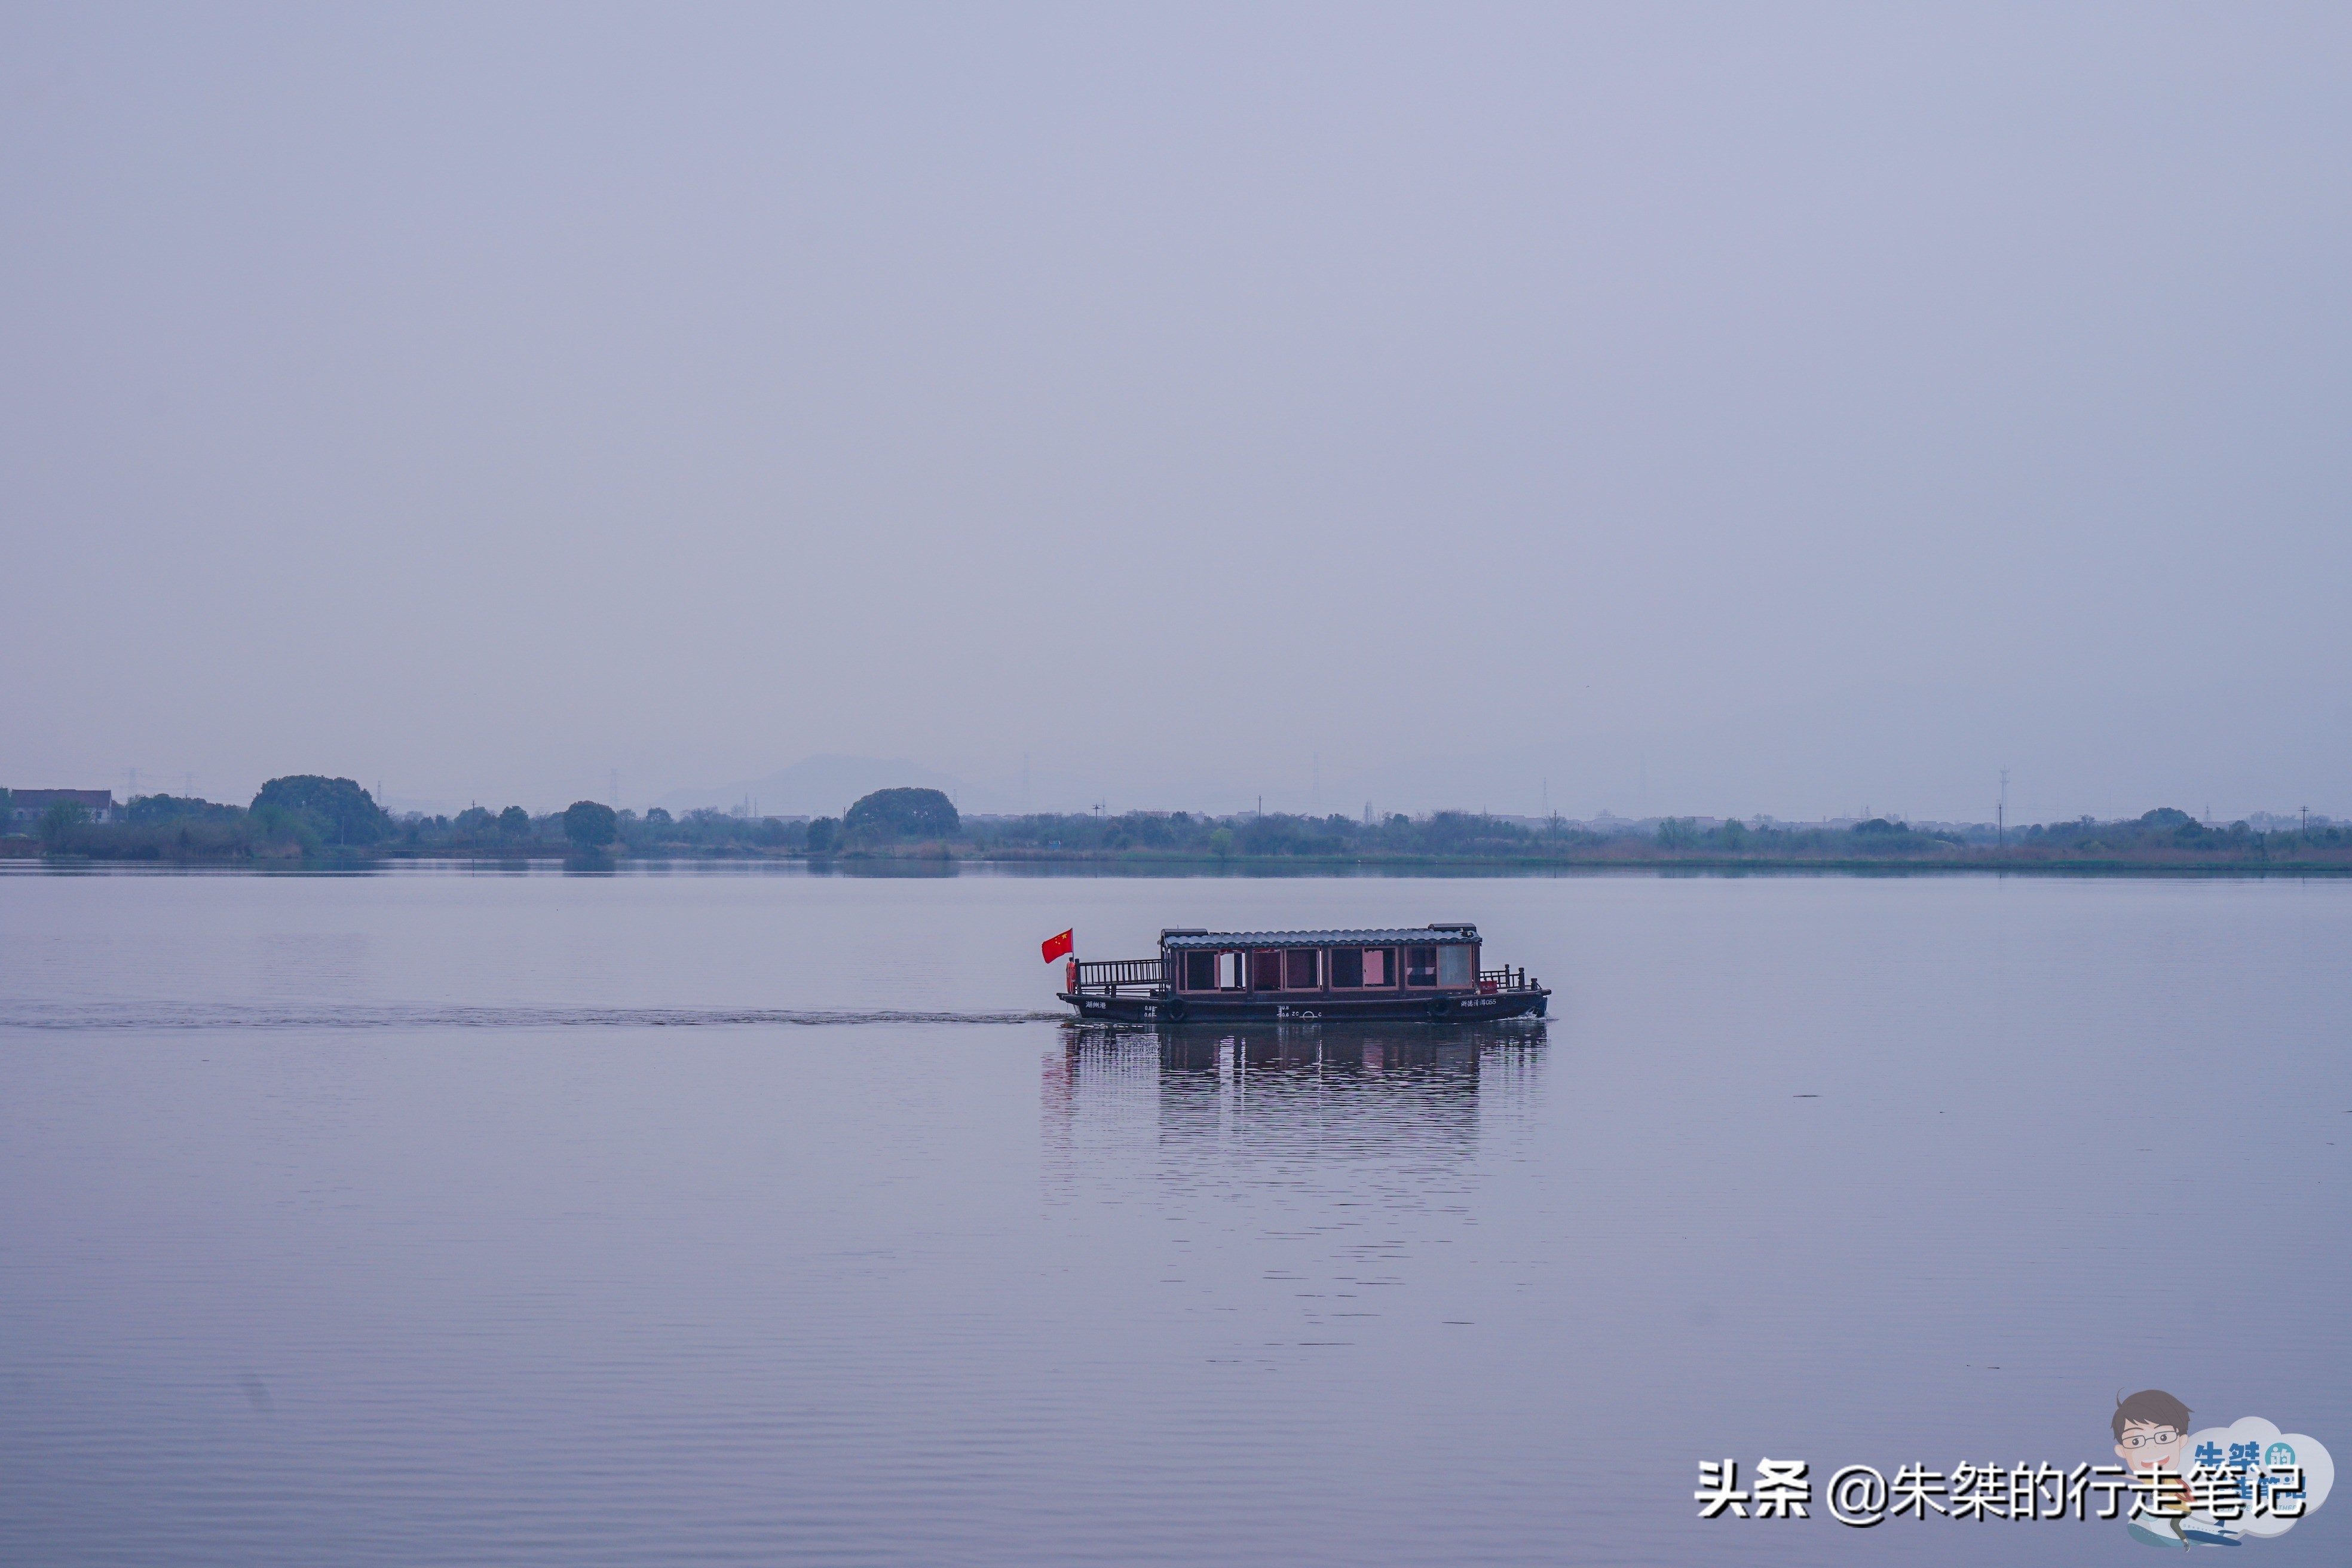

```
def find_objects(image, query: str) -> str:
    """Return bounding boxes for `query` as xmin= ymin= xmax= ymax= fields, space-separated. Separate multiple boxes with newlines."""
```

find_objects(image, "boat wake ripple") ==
xmin=0 ymin=1002 xmax=1067 ymax=1032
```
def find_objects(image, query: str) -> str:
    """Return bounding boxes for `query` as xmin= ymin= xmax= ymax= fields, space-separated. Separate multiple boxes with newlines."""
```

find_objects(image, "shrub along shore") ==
xmin=6 ymin=780 xmax=2349 ymax=872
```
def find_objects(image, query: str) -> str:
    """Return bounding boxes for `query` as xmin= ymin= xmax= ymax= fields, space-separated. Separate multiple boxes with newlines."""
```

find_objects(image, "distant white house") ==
xmin=7 ymin=788 xmax=118 ymax=828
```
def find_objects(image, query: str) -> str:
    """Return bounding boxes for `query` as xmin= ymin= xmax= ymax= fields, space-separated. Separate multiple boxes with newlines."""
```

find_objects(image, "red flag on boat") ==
xmin=1040 ymin=929 xmax=1074 ymax=964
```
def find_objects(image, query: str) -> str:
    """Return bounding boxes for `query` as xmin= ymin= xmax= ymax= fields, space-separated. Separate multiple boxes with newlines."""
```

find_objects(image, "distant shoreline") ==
xmin=13 ymin=784 xmax=2346 ymax=874
xmin=11 ymin=842 xmax=2352 ymax=875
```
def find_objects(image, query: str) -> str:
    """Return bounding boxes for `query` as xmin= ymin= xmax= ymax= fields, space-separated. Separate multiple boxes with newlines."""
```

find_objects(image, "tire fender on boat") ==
xmin=1160 ymin=997 xmax=1189 ymax=1022
xmin=1427 ymin=997 xmax=1453 ymax=1020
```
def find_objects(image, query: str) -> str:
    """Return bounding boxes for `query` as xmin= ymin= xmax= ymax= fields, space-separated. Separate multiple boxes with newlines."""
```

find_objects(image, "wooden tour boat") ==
xmin=1056 ymin=923 xmax=1549 ymax=1024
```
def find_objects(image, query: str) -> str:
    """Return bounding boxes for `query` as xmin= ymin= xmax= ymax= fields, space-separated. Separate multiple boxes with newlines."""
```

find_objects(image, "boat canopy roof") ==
xmin=1159 ymin=923 xmax=1477 ymax=950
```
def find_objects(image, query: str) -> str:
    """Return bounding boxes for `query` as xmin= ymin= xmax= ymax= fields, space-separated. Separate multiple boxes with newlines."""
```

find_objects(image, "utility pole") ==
xmin=2302 ymin=805 xmax=2308 ymax=835
xmin=1998 ymin=767 xmax=2008 ymax=849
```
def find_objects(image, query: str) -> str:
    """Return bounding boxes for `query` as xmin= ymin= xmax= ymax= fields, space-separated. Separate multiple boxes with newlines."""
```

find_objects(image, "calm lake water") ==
xmin=2 ymin=864 xmax=2345 ymax=1566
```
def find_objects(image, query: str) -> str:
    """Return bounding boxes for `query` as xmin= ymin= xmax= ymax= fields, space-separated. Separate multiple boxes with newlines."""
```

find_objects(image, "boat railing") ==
xmin=1478 ymin=966 xmax=1533 ymax=993
xmin=1072 ymin=957 xmax=1169 ymax=996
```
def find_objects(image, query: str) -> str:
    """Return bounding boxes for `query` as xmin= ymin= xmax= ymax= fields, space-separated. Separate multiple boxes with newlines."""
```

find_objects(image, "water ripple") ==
xmin=0 ymin=1002 xmax=1065 ymax=1031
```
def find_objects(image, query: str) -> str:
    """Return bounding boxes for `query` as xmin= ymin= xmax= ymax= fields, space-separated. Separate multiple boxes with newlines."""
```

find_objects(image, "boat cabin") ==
xmin=1159 ymin=924 xmax=1484 ymax=996
xmin=1058 ymin=923 xmax=1546 ymax=1023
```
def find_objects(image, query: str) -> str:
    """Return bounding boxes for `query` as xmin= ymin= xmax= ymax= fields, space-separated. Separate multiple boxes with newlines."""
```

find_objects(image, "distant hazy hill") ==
xmin=654 ymin=755 xmax=961 ymax=818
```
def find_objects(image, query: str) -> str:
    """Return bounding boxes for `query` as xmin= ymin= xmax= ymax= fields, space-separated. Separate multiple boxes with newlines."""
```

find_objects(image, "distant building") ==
xmin=7 ymin=789 xmax=118 ymax=826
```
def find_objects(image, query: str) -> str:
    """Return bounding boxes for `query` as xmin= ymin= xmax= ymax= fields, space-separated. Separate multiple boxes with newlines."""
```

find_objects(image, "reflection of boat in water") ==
xmin=1058 ymin=923 xmax=1550 ymax=1024
xmin=1045 ymin=1019 xmax=1549 ymax=1180
xmin=1039 ymin=1021 xmax=1551 ymax=1378
xmin=1144 ymin=1021 xmax=1539 ymax=1074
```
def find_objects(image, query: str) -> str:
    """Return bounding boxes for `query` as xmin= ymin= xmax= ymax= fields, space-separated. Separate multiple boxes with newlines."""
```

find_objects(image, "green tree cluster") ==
xmin=251 ymin=776 xmax=392 ymax=847
xmin=843 ymin=788 xmax=959 ymax=844
xmin=563 ymin=800 xmax=619 ymax=849
xmin=2020 ymin=807 xmax=2261 ymax=856
xmin=37 ymin=798 xmax=89 ymax=849
xmin=125 ymin=794 xmax=241 ymax=825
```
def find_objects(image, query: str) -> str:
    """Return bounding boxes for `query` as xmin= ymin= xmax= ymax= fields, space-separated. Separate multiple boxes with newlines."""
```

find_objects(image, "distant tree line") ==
xmin=929 ymin=800 xmax=2351 ymax=865
xmin=14 ymin=780 xmax=2351 ymax=868
xmin=2013 ymin=806 xmax=2308 ymax=857
xmin=960 ymin=807 xmax=1597 ymax=859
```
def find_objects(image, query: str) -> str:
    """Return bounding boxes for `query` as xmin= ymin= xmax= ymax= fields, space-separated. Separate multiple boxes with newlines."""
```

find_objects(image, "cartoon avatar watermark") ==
xmin=2112 ymin=1390 xmax=2333 ymax=1549
xmin=2114 ymin=1390 xmax=2210 ymax=1548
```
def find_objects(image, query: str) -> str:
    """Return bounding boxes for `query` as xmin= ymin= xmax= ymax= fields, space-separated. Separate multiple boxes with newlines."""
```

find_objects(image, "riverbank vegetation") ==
xmin=10 ymin=781 xmax=2348 ymax=872
xmin=956 ymin=804 xmax=2352 ymax=869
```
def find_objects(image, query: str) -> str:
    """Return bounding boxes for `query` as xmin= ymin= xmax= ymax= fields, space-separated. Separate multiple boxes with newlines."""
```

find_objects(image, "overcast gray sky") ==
xmin=5 ymin=4 xmax=2346 ymax=823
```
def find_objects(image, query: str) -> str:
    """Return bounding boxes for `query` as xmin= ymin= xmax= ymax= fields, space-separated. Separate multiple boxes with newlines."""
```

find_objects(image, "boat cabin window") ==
xmin=1183 ymin=951 xmax=1216 ymax=991
xmin=1217 ymin=951 xmax=1244 ymax=990
xmin=1285 ymin=949 xmax=1319 ymax=989
xmin=1405 ymin=945 xmax=1438 ymax=987
xmin=1438 ymin=944 xmax=1473 ymax=988
xmin=1251 ymin=951 xmax=1284 ymax=990
xmin=1330 ymin=948 xmax=1392 ymax=988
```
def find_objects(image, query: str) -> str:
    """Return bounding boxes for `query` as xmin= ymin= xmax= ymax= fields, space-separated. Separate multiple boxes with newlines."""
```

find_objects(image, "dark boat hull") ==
xmin=1057 ymin=988 xmax=1549 ymax=1025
